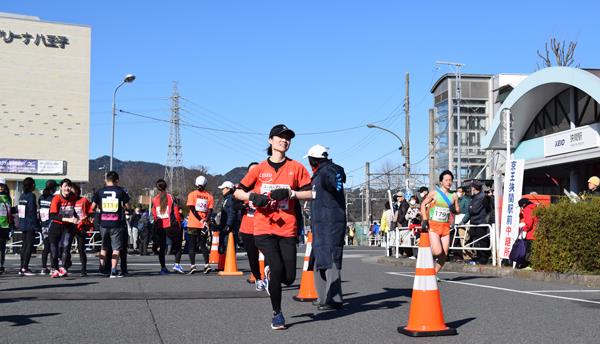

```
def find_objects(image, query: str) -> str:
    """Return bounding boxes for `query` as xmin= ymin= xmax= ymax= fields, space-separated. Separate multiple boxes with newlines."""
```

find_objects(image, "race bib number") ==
xmin=18 ymin=205 xmax=26 ymax=218
xmin=260 ymin=184 xmax=291 ymax=210
xmin=101 ymin=197 xmax=119 ymax=213
xmin=40 ymin=208 xmax=50 ymax=222
xmin=195 ymin=198 xmax=208 ymax=212
xmin=75 ymin=206 xmax=84 ymax=219
xmin=432 ymin=206 xmax=450 ymax=222
xmin=60 ymin=205 xmax=75 ymax=218
xmin=156 ymin=206 xmax=169 ymax=219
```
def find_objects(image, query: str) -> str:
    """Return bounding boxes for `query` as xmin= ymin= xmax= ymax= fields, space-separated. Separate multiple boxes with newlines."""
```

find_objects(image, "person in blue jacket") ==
xmin=305 ymin=144 xmax=347 ymax=310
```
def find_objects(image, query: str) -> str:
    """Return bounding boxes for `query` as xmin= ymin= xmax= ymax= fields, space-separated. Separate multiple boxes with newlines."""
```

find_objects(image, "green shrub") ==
xmin=531 ymin=197 xmax=600 ymax=274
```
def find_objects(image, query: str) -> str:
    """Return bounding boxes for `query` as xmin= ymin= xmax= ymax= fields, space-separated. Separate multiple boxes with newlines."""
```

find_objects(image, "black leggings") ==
xmin=241 ymin=233 xmax=261 ymax=281
xmin=254 ymin=234 xmax=297 ymax=313
xmin=154 ymin=226 xmax=182 ymax=268
xmin=20 ymin=230 xmax=36 ymax=270
xmin=0 ymin=231 xmax=8 ymax=267
xmin=49 ymin=223 xmax=74 ymax=270
xmin=74 ymin=230 xmax=88 ymax=272
xmin=41 ymin=229 xmax=50 ymax=269
xmin=188 ymin=228 xmax=209 ymax=266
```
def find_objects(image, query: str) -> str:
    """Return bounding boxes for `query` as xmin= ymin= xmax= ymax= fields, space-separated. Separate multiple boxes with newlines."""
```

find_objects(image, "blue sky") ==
xmin=3 ymin=1 xmax=599 ymax=187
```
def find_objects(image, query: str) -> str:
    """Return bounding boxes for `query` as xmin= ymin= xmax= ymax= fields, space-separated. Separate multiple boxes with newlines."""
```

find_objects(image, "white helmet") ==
xmin=303 ymin=144 xmax=329 ymax=159
xmin=195 ymin=176 xmax=207 ymax=187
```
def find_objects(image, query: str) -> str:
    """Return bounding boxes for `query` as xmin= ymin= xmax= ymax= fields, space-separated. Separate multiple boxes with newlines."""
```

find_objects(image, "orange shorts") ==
xmin=429 ymin=220 xmax=450 ymax=237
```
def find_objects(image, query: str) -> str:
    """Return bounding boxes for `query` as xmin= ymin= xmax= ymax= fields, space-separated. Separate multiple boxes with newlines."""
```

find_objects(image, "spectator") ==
xmin=128 ymin=206 xmax=142 ymax=254
xmin=138 ymin=207 xmax=151 ymax=256
xmin=18 ymin=177 xmax=39 ymax=276
xmin=217 ymin=181 xmax=237 ymax=254
xmin=379 ymin=202 xmax=393 ymax=248
xmin=586 ymin=176 xmax=600 ymax=197
xmin=518 ymin=198 xmax=539 ymax=269
xmin=0 ymin=179 xmax=13 ymax=274
xmin=404 ymin=196 xmax=420 ymax=224
xmin=454 ymin=186 xmax=472 ymax=261
xmin=347 ymin=224 xmax=355 ymax=246
xmin=468 ymin=180 xmax=490 ymax=265
xmin=393 ymin=192 xmax=409 ymax=228
xmin=417 ymin=186 xmax=429 ymax=203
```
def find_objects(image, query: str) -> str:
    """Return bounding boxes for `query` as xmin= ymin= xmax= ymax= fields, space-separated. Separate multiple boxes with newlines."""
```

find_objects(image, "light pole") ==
xmin=367 ymin=123 xmax=410 ymax=194
xmin=110 ymin=74 xmax=136 ymax=171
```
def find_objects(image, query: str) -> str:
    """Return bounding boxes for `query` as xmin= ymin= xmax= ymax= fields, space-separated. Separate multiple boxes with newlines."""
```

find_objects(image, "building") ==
xmin=0 ymin=13 xmax=91 ymax=193
xmin=482 ymin=67 xmax=600 ymax=195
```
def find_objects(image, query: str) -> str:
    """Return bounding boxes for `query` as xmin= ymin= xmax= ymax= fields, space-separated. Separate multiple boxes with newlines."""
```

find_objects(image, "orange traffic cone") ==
xmin=217 ymin=252 xmax=226 ymax=271
xmin=218 ymin=232 xmax=243 ymax=276
xmin=398 ymin=232 xmax=457 ymax=337
xmin=209 ymin=231 xmax=220 ymax=264
xmin=293 ymin=232 xmax=318 ymax=302
xmin=259 ymin=250 xmax=265 ymax=279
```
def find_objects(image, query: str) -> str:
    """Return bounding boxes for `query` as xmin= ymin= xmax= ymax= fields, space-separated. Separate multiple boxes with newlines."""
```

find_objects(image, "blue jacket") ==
xmin=310 ymin=160 xmax=347 ymax=270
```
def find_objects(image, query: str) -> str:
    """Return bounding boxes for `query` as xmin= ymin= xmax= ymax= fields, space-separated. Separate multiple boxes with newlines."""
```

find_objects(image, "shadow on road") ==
xmin=446 ymin=317 xmax=477 ymax=329
xmin=444 ymin=276 xmax=497 ymax=282
xmin=0 ymin=313 xmax=61 ymax=327
xmin=0 ymin=282 xmax=98 ymax=292
xmin=288 ymin=287 xmax=410 ymax=327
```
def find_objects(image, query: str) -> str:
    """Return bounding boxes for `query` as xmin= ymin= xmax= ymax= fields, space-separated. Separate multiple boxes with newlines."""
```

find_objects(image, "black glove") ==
xmin=270 ymin=188 xmax=291 ymax=201
xmin=249 ymin=192 xmax=269 ymax=207
xmin=421 ymin=219 xmax=429 ymax=232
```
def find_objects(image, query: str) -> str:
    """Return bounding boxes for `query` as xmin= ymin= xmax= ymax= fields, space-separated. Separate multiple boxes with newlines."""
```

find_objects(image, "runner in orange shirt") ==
xmin=234 ymin=124 xmax=313 ymax=330
xmin=186 ymin=176 xmax=214 ymax=274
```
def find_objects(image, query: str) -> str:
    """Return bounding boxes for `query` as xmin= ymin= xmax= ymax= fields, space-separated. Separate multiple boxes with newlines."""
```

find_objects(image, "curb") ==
xmin=377 ymin=256 xmax=600 ymax=288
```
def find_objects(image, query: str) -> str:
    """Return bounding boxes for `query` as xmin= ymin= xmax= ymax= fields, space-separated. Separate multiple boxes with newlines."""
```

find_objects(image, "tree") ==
xmin=537 ymin=37 xmax=578 ymax=69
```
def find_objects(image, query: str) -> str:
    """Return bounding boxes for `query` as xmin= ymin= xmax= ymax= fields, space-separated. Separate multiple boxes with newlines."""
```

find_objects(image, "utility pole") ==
xmin=165 ymin=81 xmax=185 ymax=199
xmin=404 ymin=72 xmax=411 ymax=194
xmin=365 ymin=162 xmax=371 ymax=226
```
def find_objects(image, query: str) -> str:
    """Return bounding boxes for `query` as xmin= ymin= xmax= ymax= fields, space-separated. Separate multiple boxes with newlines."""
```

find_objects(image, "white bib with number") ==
xmin=18 ymin=205 xmax=26 ymax=218
xmin=156 ymin=206 xmax=170 ymax=219
xmin=195 ymin=198 xmax=208 ymax=212
xmin=40 ymin=208 xmax=50 ymax=222
xmin=260 ymin=184 xmax=290 ymax=210
xmin=431 ymin=206 xmax=450 ymax=222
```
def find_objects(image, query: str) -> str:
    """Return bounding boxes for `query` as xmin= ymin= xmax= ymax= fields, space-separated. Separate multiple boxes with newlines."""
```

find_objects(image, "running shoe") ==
xmin=58 ymin=267 xmax=68 ymax=277
xmin=80 ymin=271 xmax=88 ymax=277
xmin=118 ymin=271 xmax=127 ymax=277
xmin=0 ymin=267 xmax=5 ymax=274
xmin=263 ymin=266 xmax=270 ymax=295
xmin=50 ymin=270 xmax=60 ymax=278
xmin=109 ymin=268 xmax=119 ymax=278
xmin=271 ymin=312 xmax=286 ymax=330
xmin=203 ymin=265 xmax=212 ymax=274
xmin=21 ymin=269 xmax=35 ymax=277
xmin=173 ymin=263 xmax=185 ymax=274
xmin=255 ymin=279 xmax=266 ymax=292
xmin=40 ymin=268 xmax=51 ymax=275
xmin=160 ymin=267 xmax=170 ymax=275
xmin=18 ymin=269 xmax=24 ymax=276
xmin=189 ymin=265 xmax=198 ymax=275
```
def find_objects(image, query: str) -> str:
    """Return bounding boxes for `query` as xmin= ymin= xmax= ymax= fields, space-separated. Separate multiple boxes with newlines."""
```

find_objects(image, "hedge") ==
xmin=531 ymin=197 xmax=600 ymax=274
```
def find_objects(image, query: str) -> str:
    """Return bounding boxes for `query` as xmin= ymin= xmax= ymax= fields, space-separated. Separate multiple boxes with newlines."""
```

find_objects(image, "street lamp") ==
xmin=367 ymin=123 xmax=410 ymax=194
xmin=110 ymin=74 xmax=136 ymax=171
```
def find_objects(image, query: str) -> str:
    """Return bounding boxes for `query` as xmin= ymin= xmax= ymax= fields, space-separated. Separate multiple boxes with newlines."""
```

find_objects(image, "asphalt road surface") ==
xmin=1 ymin=246 xmax=599 ymax=344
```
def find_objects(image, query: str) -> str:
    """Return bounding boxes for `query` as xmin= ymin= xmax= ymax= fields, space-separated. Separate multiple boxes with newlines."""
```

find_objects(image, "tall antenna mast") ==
xmin=165 ymin=81 xmax=185 ymax=198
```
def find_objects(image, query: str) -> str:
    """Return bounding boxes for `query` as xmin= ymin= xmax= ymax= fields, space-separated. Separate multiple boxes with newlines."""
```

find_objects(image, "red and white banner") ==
xmin=498 ymin=159 xmax=524 ymax=260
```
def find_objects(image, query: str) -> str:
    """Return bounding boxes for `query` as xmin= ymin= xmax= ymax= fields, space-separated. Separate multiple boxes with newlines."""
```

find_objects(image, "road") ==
xmin=1 ymin=246 xmax=599 ymax=344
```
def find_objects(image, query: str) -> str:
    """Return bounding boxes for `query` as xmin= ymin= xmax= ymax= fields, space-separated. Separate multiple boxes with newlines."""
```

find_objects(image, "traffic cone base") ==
xmin=209 ymin=232 xmax=220 ymax=264
xmin=293 ymin=232 xmax=318 ymax=302
xmin=398 ymin=230 xmax=456 ymax=337
xmin=218 ymin=232 xmax=243 ymax=276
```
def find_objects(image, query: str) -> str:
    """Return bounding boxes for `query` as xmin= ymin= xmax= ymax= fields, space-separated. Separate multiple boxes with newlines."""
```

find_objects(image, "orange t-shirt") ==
xmin=239 ymin=201 xmax=256 ymax=235
xmin=239 ymin=158 xmax=311 ymax=238
xmin=186 ymin=190 xmax=214 ymax=228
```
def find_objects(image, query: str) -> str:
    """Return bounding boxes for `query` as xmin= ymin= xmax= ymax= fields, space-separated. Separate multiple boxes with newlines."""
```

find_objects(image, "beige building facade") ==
xmin=0 ymin=12 xmax=90 ymax=190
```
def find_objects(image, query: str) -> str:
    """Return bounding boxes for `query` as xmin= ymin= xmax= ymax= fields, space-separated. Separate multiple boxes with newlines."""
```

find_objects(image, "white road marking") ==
xmin=386 ymin=272 xmax=600 ymax=305
xmin=528 ymin=290 xmax=600 ymax=293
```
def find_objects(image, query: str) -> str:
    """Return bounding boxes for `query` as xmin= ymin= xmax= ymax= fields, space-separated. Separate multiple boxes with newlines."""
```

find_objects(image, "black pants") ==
xmin=471 ymin=224 xmax=490 ymax=264
xmin=41 ymin=228 xmax=50 ymax=269
xmin=0 ymin=230 xmax=8 ymax=267
xmin=188 ymin=228 xmax=209 ymax=266
xmin=154 ymin=226 xmax=182 ymax=268
xmin=254 ymin=234 xmax=297 ymax=313
xmin=74 ymin=230 xmax=88 ymax=273
xmin=20 ymin=230 xmax=36 ymax=270
xmin=140 ymin=227 xmax=150 ymax=255
xmin=241 ymin=233 xmax=261 ymax=281
xmin=49 ymin=223 xmax=74 ymax=270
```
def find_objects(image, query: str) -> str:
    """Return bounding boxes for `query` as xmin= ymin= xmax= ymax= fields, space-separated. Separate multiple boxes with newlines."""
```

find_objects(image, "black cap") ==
xmin=471 ymin=180 xmax=483 ymax=190
xmin=269 ymin=124 xmax=295 ymax=139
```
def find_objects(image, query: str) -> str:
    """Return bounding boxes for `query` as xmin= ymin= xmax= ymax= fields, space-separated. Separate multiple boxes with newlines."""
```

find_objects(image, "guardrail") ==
xmin=6 ymin=230 xmax=102 ymax=251
xmin=384 ymin=223 xmax=497 ymax=266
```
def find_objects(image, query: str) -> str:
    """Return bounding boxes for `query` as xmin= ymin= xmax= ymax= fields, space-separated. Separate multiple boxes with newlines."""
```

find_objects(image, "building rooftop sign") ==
xmin=0 ymin=158 xmax=66 ymax=175
xmin=0 ymin=29 xmax=69 ymax=48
